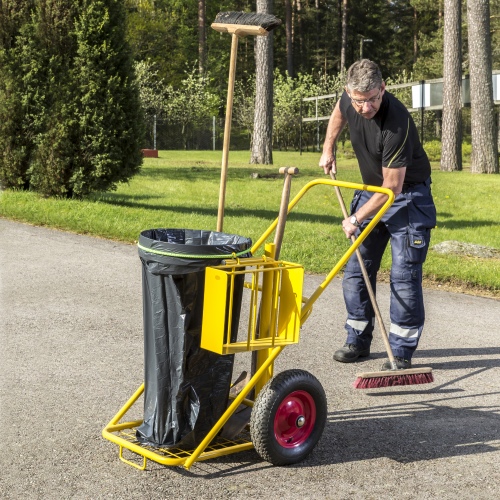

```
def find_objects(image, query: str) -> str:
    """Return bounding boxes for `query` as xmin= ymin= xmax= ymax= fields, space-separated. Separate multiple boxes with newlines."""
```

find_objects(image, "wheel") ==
xmin=250 ymin=369 xmax=327 ymax=466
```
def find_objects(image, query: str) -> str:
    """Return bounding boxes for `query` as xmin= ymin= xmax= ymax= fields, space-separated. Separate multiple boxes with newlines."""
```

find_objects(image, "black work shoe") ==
xmin=333 ymin=343 xmax=370 ymax=363
xmin=381 ymin=356 xmax=412 ymax=371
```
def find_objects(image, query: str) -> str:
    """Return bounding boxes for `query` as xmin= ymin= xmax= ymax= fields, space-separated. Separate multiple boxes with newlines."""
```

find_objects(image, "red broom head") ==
xmin=353 ymin=371 xmax=434 ymax=389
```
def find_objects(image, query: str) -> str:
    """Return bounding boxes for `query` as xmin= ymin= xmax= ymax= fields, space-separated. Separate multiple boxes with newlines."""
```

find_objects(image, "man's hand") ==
xmin=319 ymin=152 xmax=337 ymax=175
xmin=341 ymin=216 xmax=358 ymax=239
xmin=352 ymin=166 xmax=406 ymax=224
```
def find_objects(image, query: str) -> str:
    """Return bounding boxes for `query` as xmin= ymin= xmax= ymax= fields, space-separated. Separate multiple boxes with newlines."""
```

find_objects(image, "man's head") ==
xmin=345 ymin=59 xmax=385 ymax=119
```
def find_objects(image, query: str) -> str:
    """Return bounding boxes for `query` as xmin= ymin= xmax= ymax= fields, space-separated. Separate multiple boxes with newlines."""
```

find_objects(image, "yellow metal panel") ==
xmin=201 ymin=267 xmax=228 ymax=354
xmin=277 ymin=266 xmax=304 ymax=343
xmin=201 ymin=258 xmax=304 ymax=355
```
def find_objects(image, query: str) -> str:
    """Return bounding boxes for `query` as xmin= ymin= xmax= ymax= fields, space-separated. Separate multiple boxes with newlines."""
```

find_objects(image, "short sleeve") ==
xmin=338 ymin=91 xmax=350 ymax=117
xmin=382 ymin=116 xmax=412 ymax=168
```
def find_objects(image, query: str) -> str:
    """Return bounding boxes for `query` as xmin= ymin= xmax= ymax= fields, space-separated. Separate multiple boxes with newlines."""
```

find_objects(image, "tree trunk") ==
xmin=337 ymin=0 xmax=342 ymax=71
xmin=315 ymin=0 xmax=319 ymax=69
xmin=340 ymin=0 xmax=347 ymax=70
xmin=413 ymin=7 xmax=418 ymax=64
xmin=285 ymin=0 xmax=293 ymax=77
xmin=441 ymin=0 xmax=462 ymax=172
xmin=198 ymin=0 xmax=205 ymax=74
xmin=250 ymin=0 xmax=274 ymax=164
xmin=467 ymin=0 xmax=499 ymax=173
xmin=296 ymin=0 xmax=304 ymax=73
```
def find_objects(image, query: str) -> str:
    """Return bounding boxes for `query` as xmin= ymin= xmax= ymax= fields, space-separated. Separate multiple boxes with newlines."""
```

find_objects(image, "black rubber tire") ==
xmin=250 ymin=369 xmax=327 ymax=466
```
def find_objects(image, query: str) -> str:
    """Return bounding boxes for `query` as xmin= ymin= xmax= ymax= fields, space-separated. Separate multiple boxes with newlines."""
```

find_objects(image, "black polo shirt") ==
xmin=339 ymin=90 xmax=431 ymax=186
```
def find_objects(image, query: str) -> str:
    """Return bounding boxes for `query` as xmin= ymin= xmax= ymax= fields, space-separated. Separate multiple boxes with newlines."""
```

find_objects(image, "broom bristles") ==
xmin=213 ymin=11 xmax=282 ymax=31
xmin=353 ymin=370 xmax=434 ymax=389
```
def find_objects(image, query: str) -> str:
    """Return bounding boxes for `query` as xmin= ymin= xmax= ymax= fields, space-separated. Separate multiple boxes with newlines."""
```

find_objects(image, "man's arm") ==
xmin=319 ymin=100 xmax=347 ymax=175
xmin=341 ymin=166 xmax=406 ymax=238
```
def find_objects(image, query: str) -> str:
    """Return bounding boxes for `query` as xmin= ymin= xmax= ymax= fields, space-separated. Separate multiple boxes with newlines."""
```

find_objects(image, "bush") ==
xmin=0 ymin=0 xmax=144 ymax=197
xmin=462 ymin=142 xmax=472 ymax=163
xmin=423 ymin=140 xmax=473 ymax=164
xmin=423 ymin=140 xmax=442 ymax=162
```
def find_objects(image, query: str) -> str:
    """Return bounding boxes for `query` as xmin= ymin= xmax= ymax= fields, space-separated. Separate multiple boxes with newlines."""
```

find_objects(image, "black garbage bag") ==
xmin=136 ymin=229 xmax=251 ymax=449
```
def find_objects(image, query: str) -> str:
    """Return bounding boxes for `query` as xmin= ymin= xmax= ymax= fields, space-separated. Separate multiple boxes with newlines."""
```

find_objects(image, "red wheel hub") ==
xmin=274 ymin=390 xmax=316 ymax=448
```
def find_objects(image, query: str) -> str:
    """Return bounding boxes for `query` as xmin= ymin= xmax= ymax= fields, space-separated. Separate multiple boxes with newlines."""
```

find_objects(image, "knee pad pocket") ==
xmin=406 ymin=229 xmax=430 ymax=264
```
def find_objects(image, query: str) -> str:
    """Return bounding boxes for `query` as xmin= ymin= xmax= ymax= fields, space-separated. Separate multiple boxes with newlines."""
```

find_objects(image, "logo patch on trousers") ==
xmin=411 ymin=237 xmax=425 ymax=247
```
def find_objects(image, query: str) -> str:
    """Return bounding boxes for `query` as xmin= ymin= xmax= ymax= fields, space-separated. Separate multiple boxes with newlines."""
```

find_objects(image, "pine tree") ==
xmin=441 ymin=0 xmax=462 ymax=172
xmin=26 ymin=0 xmax=79 ymax=196
xmin=0 ymin=0 xmax=144 ymax=197
xmin=70 ymin=0 xmax=144 ymax=196
xmin=0 ymin=0 xmax=35 ymax=190
xmin=467 ymin=0 xmax=499 ymax=174
xmin=251 ymin=0 xmax=275 ymax=165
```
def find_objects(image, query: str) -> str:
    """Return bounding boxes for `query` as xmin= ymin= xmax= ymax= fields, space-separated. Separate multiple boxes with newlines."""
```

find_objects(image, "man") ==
xmin=319 ymin=59 xmax=436 ymax=370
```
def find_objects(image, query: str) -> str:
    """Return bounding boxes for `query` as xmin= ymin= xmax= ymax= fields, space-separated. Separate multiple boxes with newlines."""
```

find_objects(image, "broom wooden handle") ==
xmin=330 ymin=172 xmax=396 ymax=366
xmin=274 ymin=167 xmax=299 ymax=259
xmin=217 ymin=33 xmax=239 ymax=232
xmin=249 ymin=167 xmax=298 ymax=398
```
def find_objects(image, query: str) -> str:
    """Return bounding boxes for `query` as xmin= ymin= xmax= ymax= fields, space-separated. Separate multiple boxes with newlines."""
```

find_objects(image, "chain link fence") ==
xmin=144 ymin=76 xmax=499 ymax=156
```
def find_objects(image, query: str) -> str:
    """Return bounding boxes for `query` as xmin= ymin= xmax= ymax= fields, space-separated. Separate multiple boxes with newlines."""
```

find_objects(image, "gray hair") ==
xmin=346 ymin=59 xmax=383 ymax=92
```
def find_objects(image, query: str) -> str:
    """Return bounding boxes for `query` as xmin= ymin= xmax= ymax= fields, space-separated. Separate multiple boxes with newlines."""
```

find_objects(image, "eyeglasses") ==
xmin=348 ymin=90 xmax=381 ymax=106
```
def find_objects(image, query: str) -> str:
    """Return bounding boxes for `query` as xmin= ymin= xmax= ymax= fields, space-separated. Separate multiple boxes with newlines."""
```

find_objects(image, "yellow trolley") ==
xmin=102 ymin=176 xmax=394 ymax=471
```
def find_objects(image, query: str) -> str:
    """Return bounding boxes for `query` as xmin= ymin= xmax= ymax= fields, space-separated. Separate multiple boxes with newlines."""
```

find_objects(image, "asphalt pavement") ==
xmin=1 ymin=218 xmax=499 ymax=499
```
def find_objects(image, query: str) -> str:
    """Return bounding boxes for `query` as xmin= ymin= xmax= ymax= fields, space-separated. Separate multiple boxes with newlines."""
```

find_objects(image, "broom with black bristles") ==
xmin=330 ymin=172 xmax=434 ymax=389
xmin=211 ymin=11 xmax=281 ymax=233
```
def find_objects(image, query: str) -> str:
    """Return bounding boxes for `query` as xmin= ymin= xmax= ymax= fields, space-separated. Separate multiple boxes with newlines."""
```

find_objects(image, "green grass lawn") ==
xmin=1 ymin=150 xmax=499 ymax=296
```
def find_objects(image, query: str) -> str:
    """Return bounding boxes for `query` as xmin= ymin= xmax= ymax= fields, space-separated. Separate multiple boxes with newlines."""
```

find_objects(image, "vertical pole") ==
xmin=212 ymin=115 xmax=216 ymax=151
xmin=498 ymin=108 xmax=500 ymax=152
xmin=316 ymin=96 xmax=319 ymax=152
xmin=153 ymin=114 xmax=157 ymax=151
xmin=299 ymin=96 xmax=303 ymax=155
xmin=420 ymin=79 xmax=425 ymax=144
xmin=335 ymin=91 xmax=338 ymax=151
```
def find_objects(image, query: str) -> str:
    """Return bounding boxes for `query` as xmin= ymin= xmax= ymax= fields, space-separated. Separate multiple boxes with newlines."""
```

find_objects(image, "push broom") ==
xmin=211 ymin=11 xmax=281 ymax=232
xmin=330 ymin=172 xmax=434 ymax=388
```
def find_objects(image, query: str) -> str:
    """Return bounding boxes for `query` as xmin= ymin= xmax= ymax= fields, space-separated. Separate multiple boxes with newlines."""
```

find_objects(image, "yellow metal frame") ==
xmin=102 ymin=178 xmax=394 ymax=471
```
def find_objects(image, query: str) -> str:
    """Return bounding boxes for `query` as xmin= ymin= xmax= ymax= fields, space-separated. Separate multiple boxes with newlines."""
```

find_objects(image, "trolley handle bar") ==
xmin=250 ymin=178 xmax=393 ymax=256
xmin=249 ymin=177 xmax=394 ymax=323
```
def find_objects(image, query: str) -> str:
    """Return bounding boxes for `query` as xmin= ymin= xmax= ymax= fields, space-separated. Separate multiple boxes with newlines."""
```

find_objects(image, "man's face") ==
xmin=346 ymin=82 xmax=385 ymax=119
